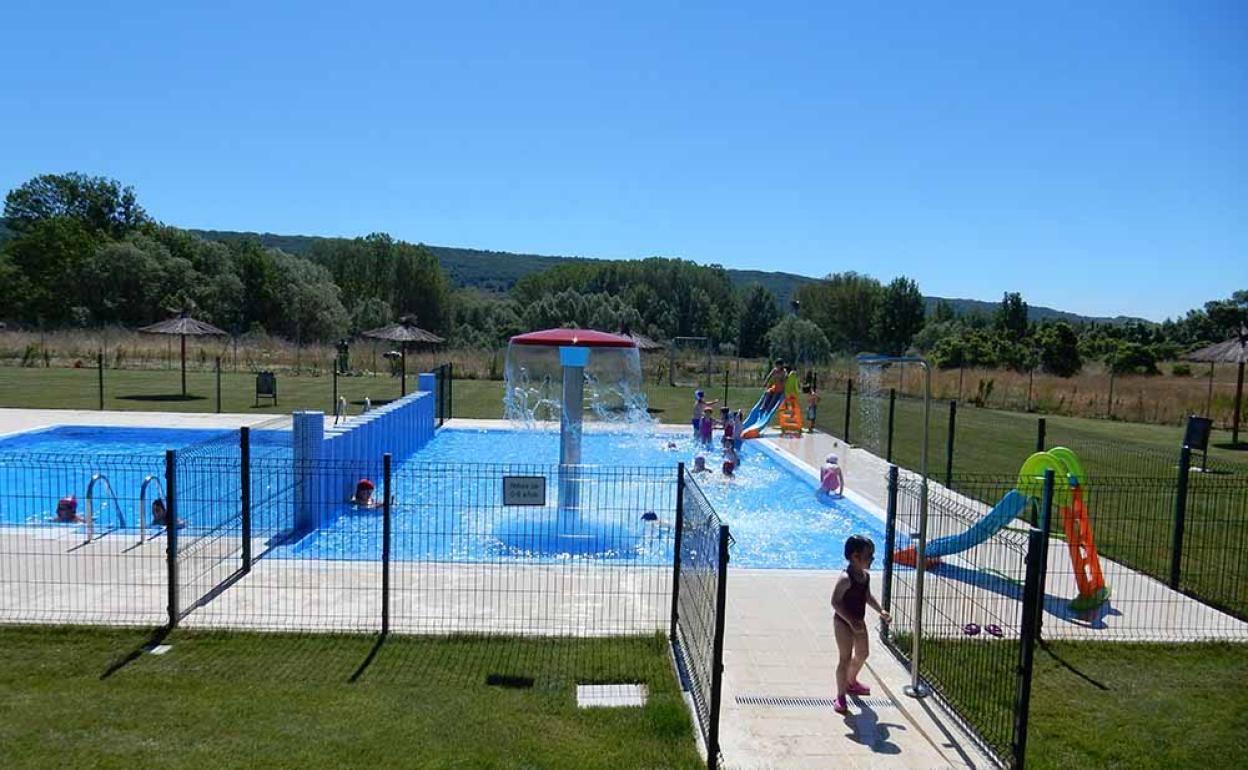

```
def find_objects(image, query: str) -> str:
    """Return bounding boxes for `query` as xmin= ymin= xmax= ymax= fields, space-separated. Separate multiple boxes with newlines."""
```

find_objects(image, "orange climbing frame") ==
xmin=1062 ymin=485 xmax=1109 ymax=611
xmin=778 ymin=394 xmax=804 ymax=436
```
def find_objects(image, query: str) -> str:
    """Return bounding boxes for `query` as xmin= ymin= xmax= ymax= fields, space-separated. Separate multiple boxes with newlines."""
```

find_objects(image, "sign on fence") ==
xmin=503 ymin=476 xmax=546 ymax=506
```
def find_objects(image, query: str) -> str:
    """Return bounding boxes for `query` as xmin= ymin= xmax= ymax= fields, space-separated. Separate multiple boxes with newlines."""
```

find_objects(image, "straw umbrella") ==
xmin=138 ymin=312 xmax=228 ymax=397
xmin=361 ymin=315 xmax=446 ymax=396
xmin=1184 ymin=327 xmax=1248 ymax=446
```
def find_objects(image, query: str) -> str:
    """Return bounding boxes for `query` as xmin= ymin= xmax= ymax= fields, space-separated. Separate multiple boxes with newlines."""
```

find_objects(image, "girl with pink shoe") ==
xmin=830 ymin=534 xmax=890 ymax=713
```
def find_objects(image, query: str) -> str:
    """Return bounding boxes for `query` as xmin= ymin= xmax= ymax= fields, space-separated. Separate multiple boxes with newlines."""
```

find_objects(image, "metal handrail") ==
xmin=85 ymin=473 xmax=127 ymax=543
xmin=138 ymin=475 xmax=167 ymax=544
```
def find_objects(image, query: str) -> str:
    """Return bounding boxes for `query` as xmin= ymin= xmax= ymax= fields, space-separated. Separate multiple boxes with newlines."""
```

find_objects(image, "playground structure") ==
xmin=777 ymin=370 xmax=804 ymax=437
xmin=894 ymin=447 xmax=1111 ymax=613
xmin=741 ymin=369 xmax=803 ymax=439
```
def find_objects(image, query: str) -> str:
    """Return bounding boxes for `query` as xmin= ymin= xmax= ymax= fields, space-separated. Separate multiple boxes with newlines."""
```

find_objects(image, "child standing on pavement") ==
xmin=831 ymin=535 xmax=890 ymax=713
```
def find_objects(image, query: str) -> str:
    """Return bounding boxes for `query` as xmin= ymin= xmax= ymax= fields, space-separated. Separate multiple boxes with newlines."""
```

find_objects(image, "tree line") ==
xmin=1 ymin=173 xmax=1243 ymax=377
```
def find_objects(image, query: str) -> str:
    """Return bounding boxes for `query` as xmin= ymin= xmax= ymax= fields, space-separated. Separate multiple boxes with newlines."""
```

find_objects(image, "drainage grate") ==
xmin=736 ymin=694 xmax=896 ymax=709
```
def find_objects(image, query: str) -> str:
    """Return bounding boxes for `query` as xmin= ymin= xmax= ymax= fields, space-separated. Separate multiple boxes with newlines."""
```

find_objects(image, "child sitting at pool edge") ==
xmin=831 ymin=534 xmax=890 ymax=714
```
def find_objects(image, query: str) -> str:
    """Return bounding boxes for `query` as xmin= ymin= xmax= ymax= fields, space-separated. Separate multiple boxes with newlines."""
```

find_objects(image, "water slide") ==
xmin=739 ymin=387 xmax=783 ymax=439
xmin=893 ymin=490 xmax=1028 ymax=567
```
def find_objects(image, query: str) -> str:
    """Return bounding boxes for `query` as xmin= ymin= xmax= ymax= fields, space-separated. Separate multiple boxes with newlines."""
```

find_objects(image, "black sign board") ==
xmin=1183 ymin=415 xmax=1213 ymax=451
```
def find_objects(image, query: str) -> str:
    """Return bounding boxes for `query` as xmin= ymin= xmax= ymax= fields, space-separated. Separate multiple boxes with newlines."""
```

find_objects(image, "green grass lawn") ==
xmin=0 ymin=626 xmax=702 ymax=770
xmin=904 ymin=638 xmax=1248 ymax=770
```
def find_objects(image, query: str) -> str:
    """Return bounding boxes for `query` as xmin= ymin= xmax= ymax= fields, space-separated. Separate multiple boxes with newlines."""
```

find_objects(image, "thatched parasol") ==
xmin=1184 ymin=327 xmax=1248 ymax=445
xmin=361 ymin=315 xmax=446 ymax=396
xmin=138 ymin=312 xmax=228 ymax=397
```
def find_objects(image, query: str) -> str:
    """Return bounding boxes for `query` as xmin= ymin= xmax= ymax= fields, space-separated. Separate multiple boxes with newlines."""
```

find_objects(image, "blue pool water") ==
xmin=0 ymin=424 xmax=885 ymax=569
xmin=0 ymin=425 xmax=290 ymax=531
xmin=294 ymin=428 xmax=887 ymax=569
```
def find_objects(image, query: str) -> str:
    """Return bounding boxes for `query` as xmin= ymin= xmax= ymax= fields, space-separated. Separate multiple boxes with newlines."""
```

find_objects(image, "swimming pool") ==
xmin=0 ymin=423 xmax=885 ymax=569
xmin=0 ymin=425 xmax=290 ymax=530
xmin=292 ymin=428 xmax=887 ymax=569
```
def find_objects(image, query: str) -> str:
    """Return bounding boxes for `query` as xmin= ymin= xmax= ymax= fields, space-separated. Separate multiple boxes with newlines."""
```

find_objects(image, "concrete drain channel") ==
xmin=736 ymin=694 xmax=897 ymax=709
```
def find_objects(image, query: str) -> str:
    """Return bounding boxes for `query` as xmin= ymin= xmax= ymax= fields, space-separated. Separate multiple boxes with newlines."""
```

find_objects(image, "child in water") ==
xmin=831 ymin=535 xmax=890 ymax=713
xmin=820 ymin=454 xmax=843 ymax=497
xmin=698 ymin=407 xmax=716 ymax=447
xmin=721 ymin=437 xmax=738 ymax=477
xmin=692 ymin=390 xmax=719 ymax=435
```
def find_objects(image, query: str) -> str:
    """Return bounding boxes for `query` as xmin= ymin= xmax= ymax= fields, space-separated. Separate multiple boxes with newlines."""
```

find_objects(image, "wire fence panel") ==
xmin=884 ymin=475 xmax=1031 ymax=766
xmin=0 ymin=452 xmax=168 ymax=626
xmin=673 ymin=468 xmax=730 ymax=767
xmin=388 ymin=463 xmax=674 ymax=637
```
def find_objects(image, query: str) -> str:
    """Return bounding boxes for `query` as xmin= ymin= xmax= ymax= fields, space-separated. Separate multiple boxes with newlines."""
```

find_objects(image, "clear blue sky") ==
xmin=1 ymin=1 xmax=1243 ymax=321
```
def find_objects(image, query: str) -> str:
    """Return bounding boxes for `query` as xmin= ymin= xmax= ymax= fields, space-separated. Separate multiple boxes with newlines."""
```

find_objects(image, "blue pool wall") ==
xmin=293 ymin=370 xmax=439 ymax=530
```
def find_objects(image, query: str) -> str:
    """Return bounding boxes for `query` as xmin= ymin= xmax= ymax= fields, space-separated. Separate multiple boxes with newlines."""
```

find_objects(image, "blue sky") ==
xmin=1 ymin=1 xmax=1243 ymax=321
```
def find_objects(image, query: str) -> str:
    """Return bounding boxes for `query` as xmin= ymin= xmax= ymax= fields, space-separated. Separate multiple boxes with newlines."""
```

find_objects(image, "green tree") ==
xmin=391 ymin=242 xmax=452 ymax=334
xmin=931 ymin=299 xmax=957 ymax=324
xmin=738 ymin=283 xmax=781 ymax=358
xmin=4 ymin=173 xmax=149 ymax=237
xmin=766 ymin=315 xmax=832 ymax=365
xmin=1109 ymin=342 xmax=1160 ymax=375
xmin=1036 ymin=321 xmax=1082 ymax=377
xmin=873 ymin=276 xmax=925 ymax=355
xmin=1204 ymin=290 xmax=1248 ymax=338
xmin=3 ymin=217 xmax=100 ymax=323
xmin=794 ymin=272 xmax=882 ymax=352
xmin=995 ymin=292 xmax=1029 ymax=342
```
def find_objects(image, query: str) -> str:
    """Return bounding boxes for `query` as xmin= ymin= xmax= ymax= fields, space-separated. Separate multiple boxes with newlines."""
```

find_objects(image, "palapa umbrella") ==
xmin=361 ymin=315 xmax=446 ymax=396
xmin=138 ymin=311 xmax=228 ymax=397
xmin=1184 ymin=327 xmax=1248 ymax=446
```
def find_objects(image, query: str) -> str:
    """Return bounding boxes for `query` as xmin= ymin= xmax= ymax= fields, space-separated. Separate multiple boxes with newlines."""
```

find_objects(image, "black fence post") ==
xmin=944 ymin=400 xmax=957 ymax=487
xmin=843 ymin=378 xmax=854 ymax=444
xmin=332 ymin=364 xmax=339 ymax=413
xmin=449 ymin=361 xmax=454 ymax=419
xmin=240 ymin=427 xmax=251 ymax=574
xmin=98 ymin=351 xmax=104 ymax=410
xmin=886 ymin=388 xmax=896 ymax=463
xmin=723 ymin=367 xmax=729 ymax=408
xmin=669 ymin=463 xmax=686 ymax=644
xmin=215 ymin=356 xmax=222 ymax=414
xmin=382 ymin=452 xmax=392 ymax=635
xmin=1036 ymin=417 xmax=1046 ymax=453
xmin=1013 ymin=468 xmax=1052 ymax=770
xmin=1170 ymin=445 xmax=1192 ymax=590
xmin=1035 ymin=470 xmax=1054 ymax=642
xmin=707 ymin=524 xmax=730 ymax=770
xmin=165 ymin=449 xmax=178 ymax=628
xmin=882 ymin=465 xmax=899 ymax=616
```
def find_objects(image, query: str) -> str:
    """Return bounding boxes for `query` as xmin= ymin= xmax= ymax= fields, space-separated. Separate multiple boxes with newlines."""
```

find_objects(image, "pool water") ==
xmin=294 ymin=428 xmax=887 ymax=569
xmin=0 ymin=426 xmax=289 ymax=531
xmin=0 ymin=424 xmax=885 ymax=569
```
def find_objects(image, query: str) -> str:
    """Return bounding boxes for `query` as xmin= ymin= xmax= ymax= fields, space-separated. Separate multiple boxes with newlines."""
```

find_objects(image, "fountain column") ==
xmin=559 ymin=345 xmax=588 ymax=510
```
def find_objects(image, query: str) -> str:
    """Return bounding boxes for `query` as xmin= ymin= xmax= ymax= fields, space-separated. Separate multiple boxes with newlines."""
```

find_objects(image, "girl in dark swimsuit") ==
xmin=830 ymin=535 xmax=891 ymax=713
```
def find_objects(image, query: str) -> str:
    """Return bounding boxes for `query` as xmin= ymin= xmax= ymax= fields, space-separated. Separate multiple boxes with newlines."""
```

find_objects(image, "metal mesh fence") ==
xmin=884 ymin=474 xmax=1028 ymax=765
xmin=672 ymin=467 xmax=730 ymax=768
xmin=0 ymin=451 xmax=168 ymax=626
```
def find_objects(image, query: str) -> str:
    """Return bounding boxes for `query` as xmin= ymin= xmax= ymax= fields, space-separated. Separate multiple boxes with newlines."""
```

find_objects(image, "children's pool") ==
xmin=0 ymin=424 xmax=886 ymax=569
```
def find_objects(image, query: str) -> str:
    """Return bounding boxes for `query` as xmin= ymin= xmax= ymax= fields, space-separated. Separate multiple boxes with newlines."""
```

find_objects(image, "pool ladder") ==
xmin=84 ymin=474 xmax=126 ymax=543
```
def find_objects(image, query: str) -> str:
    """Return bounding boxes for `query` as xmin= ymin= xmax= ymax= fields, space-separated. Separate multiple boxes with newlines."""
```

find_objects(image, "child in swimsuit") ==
xmin=830 ymin=535 xmax=890 ymax=713
xmin=698 ymin=407 xmax=715 ymax=447
xmin=692 ymin=390 xmax=719 ymax=434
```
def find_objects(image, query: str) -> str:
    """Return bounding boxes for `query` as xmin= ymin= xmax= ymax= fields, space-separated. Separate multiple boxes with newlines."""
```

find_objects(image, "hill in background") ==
xmin=14 ymin=225 xmax=1132 ymax=325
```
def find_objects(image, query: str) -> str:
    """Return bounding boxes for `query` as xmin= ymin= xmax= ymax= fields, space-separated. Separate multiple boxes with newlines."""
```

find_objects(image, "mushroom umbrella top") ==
xmin=1182 ymin=329 xmax=1248 ymax=364
xmin=510 ymin=328 xmax=636 ymax=348
xmin=361 ymin=315 xmax=446 ymax=345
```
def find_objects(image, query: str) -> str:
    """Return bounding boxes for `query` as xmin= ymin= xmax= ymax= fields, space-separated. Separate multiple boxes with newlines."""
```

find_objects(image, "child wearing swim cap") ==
xmin=820 ymin=454 xmax=843 ymax=496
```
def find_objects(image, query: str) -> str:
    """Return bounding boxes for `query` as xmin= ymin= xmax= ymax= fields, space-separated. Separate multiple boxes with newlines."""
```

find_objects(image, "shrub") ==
xmin=1171 ymin=363 xmax=1192 ymax=377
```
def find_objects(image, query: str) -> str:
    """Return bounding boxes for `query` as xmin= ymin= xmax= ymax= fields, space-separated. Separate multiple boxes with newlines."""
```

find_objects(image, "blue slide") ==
xmin=739 ymin=389 xmax=783 ymax=438
xmin=895 ymin=490 xmax=1028 ymax=565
